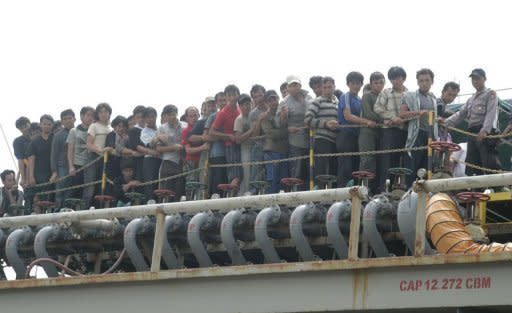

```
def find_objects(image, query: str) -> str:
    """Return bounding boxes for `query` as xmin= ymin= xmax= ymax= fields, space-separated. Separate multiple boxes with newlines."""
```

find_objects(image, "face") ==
xmin=280 ymin=86 xmax=288 ymax=98
xmin=205 ymin=101 xmax=216 ymax=116
xmin=166 ymin=112 xmax=178 ymax=125
xmin=185 ymin=108 xmax=199 ymax=126
xmin=98 ymin=108 xmax=111 ymax=124
xmin=370 ymin=78 xmax=385 ymax=94
xmin=122 ymin=168 xmax=134 ymax=181
xmin=82 ymin=111 xmax=94 ymax=127
xmin=417 ymin=74 xmax=433 ymax=94
xmin=266 ymin=97 xmax=279 ymax=110
xmin=287 ymin=82 xmax=301 ymax=97
xmin=133 ymin=112 xmax=144 ymax=127
xmin=390 ymin=76 xmax=405 ymax=90
xmin=347 ymin=81 xmax=363 ymax=95
xmin=40 ymin=118 xmax=53 ymax=135
xmin=18 ymin=123 xmax=30 ymax=137
xmin=239 ymin=103 xmax=251 ymax=116
xmin=2 ymin=173 xmax=15 ymax=189
xmin=312 ymin=83 xmax=322 ymax=97
xmin=226 ymin=92 xmax=240 ymax=106
xmin=216 ymin=95 xmax=227 ymax=110
xmin=144 ymin=113 xmax=157 ymax=129
xmin=471 ymin=76 xmax=485 ymax=90
xmin=114 ymin=122 xmax=127 ymax=136
xmin=252 ymin=90 xmax=265 ymax=107
xmin=321 ymin=81 xmax=335 ymax=98
xmin=61 ymin=115 xmax=76 ymax=130
xmin=441 ymin=87 xmax=459 ymax=104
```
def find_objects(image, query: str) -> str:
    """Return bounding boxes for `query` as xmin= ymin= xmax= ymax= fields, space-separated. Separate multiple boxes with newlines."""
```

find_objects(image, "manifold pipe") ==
xmin=161 ymin=214 xmax=182 ymax=269
xmin=426 ymin=193 xmax=512 ymax=253
xmin=220 ymin=209 xmax=246 ymax=265
xmin=187 ymin=212 xmax=214 ymax=267
xmin=0 ymin=187 xmax=365 ymax=228
xmin=34 ymin=225 xmax=60 ymax=277
xmin=123 ymin=218 xmax=150 ymax=272
xmin=362 ymin=197 xmax=390 ymax=258
xmin=397 ymin=190 xmax=435 ymax=255
xmin=326 ymin=201 xmax=351 ymax=259
xmin=5 ymin=227 xmax=33 ymax=279
xmin=290 ymin=204 xmax=317 ymax=262
xmin=254 ymin=206 xmax=282 ymax=264
xmin=73 ymin=219 xmax=119 ymax=233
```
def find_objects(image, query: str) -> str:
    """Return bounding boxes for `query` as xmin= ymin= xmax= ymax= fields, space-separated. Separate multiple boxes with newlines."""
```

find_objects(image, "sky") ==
xmin=0 ymin=0 xmax=510 ymax=174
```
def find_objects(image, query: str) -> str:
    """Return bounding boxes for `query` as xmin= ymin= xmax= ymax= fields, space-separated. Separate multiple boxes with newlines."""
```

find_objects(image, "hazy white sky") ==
xmin=0 ymin=0 xmax=510 ymax=174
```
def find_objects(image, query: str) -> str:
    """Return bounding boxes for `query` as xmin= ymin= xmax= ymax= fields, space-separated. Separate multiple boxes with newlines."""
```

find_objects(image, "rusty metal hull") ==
xmin=1 ymin=254 xmax=512 ymax=312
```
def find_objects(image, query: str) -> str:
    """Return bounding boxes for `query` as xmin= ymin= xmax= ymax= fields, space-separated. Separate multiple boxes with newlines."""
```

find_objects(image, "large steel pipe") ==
xmin=0 ymin=187 xmax=364 ymax=228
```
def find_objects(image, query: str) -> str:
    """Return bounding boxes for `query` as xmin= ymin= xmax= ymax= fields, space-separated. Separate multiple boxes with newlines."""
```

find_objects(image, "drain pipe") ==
xmin=362 ymin=195 xmax=392 ymax=257
xmin=161 ymin=214 xmax=182 ymax=269
xmin=254 ymin=206 xmax=282 ymax=264
xmin=220 ymin=209 xmax=247 ymax=265
xmin=123 ymin=217 xmax=151 ymax=272
xmin=34 ymin=225 xmax=61 ymax=277
xmin=397 ymin=190 xmax=435 ymax=255
xmin=5 ymin=227 xmax=33 ymax=279
xmin=290 ymin=203 xmax=319 ymax=261
xmin=326 ymin=200 xmax=351 ymax=259
xmin=187 ymin=211 xmax=216 ymax=267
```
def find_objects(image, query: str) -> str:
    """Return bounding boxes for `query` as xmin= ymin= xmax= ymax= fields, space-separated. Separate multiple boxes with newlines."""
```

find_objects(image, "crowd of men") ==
xmin=2 ymin=66 xmax=510 ymax=215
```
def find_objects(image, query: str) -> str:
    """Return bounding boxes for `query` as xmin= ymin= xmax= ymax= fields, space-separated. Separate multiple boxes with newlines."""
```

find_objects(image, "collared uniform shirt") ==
xmin=446 ymin=88 xmax=498 ymax=133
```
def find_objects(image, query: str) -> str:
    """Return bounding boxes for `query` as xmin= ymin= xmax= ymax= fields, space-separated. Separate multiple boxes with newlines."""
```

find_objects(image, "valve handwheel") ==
xmin=352 ymin=171 xmax=376 ymax=180
xmin=456 ymin=191 xmax=490 ymax=203
xmin=429 ymin=141 xmax=461 ymax=152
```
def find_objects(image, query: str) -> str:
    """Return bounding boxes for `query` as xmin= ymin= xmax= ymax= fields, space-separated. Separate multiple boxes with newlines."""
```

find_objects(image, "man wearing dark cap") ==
xmin=261 ymin=90 xmax=288 ymax=193
xmin=444 ymin=68 xmax=501 ymax=175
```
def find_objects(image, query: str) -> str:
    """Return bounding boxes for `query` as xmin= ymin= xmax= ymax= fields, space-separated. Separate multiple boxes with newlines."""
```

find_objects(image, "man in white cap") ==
xmin=277 ymin=75 xmax=312 ymax=185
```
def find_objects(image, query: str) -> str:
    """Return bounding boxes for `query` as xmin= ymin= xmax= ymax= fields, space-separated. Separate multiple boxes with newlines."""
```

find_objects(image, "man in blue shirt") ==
xmin=336 ymin=72 xmax=376 ymax=187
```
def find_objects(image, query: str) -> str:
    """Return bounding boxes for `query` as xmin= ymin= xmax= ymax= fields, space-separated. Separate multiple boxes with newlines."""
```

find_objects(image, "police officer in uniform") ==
xmin=443 ymin=68 xmax=501 ymax=175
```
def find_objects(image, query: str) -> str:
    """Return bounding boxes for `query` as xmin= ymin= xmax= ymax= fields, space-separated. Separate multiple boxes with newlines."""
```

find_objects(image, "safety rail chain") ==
xmin=1 ymin=173 xmax=512 ymax=273
xmin=27 ymin=115 xmax=512 ymax=196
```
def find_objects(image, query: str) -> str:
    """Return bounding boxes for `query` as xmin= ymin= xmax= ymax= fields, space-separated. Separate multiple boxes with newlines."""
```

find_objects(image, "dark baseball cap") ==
xmin=264 ymin=90 xmax=279 ymax=101
xmin=469 ymin=68 xmax=486 ymax=79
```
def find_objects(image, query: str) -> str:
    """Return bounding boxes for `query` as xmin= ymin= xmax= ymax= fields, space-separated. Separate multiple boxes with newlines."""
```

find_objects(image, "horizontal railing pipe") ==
xmin=0 ymin=187 xmax=366 ymax=229
xmin=414 ymin=173 xmax=512 ymax=193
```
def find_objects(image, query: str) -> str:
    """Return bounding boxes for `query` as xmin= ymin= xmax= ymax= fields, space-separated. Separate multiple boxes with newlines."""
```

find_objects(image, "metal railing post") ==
xmin=150 ymin=208 xmax=165 ymax=272
xmin=348 ymin=187 xmax=363 ymax=260
xmin=414 ymin=189 xmax=427 ymax=257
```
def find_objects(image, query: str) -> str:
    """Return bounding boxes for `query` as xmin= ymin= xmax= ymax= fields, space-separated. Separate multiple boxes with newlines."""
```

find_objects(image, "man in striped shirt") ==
xmin=305 ymin=76 xmax=338 ymax=188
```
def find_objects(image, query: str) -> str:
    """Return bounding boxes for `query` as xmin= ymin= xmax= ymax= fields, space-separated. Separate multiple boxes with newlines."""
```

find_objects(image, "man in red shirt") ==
xmin=210 ymin=85 xmax=241 ymax=192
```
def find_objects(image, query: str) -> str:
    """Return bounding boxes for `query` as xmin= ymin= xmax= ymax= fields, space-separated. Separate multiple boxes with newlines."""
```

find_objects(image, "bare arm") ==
xmin=343 ymin=107 xmax=376 ymax=127
xmin=209 ymin=128 xmax=234 ymax=141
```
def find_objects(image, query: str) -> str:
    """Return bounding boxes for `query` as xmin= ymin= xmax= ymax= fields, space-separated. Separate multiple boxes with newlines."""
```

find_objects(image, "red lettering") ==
xmin=455 ymin=278 xmax=462 ymax=289
xmin=481 ymin=277 xmax=491 ymax=288
xmin=415 ymin=280 xmax=422 ymax=291
xmin=400 ymin=280 xmax=407 ymax=291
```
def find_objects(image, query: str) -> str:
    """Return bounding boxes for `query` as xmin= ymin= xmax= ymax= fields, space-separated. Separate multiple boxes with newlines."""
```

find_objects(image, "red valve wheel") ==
xmin=35 ymin=200 xmax=56 ymax=209
xmin=429 ymin=141 xmax=461 ymax=152
xmin=94 ymin=195 xmax=116 ymax=202
xmin=153 ymin=189 xmax=176 ymax=198
xmin=456 ymin=191 xmax=490 ymax=203
xmin=352 ymin=171 xmax=376 ymax=180
xmin=217 ymin=184 xmax=238 ymax=192
xmin=280 ymin=177 xmax=304 ymax=187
